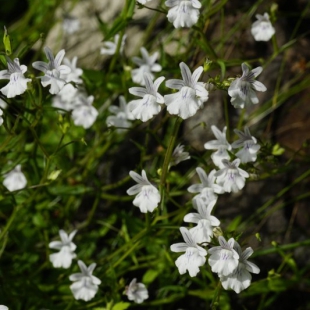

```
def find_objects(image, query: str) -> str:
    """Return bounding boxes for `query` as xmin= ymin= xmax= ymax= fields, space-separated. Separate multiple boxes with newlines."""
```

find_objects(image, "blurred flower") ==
xmin=220 ymin=241 xmax=260 ymax=293
xmin=131 ymin=47 xmax=162 ymax=85
xmin=62 ymin=15 xmax=80 ymax=34
xmin=125 ymin=278 xmax=149 ymax=303
xmin=251 ymin=13 xmax=275 ymax=42
xmin=52 ymin=84 xmax=79 ymax=112
xmin=215 ymin=159 xmax=249 ymax=193
xmin=0 ymin=98 xmax=7 ymax=109
xmin=62 ymin=57 xmax=83 ymax=84
xmin=0 ymin=306 xmax=8 ymax=310
xmin=208 ymin=236 xmax=239 ymax=276
xmin=69 ymin=260 xmax=101 ymax=302
xmin=0 ymin=57 xmax=31 ymax=98
xmin=228 ymin=63 xmax=266 ymax=109
xmin=100 ymin=34 xmax=127 ymax=56
xmin=188 ymin=167 xmax=224 ymax=205
xmin=164 ymin=62 xmax=208 ymax=119
xmin=231 ymin=127 xmax=260 ymax=163
xmin=0 ymin=99 xmax=6 ymax=126
xmin=107 ymin=96 xmax=133 ymax=131
xmin=0 ymin=110 xmax=3 ymax=126
xmin=128 ymin=73 xmax=165 ymax=122
xmin=170 ymin=227 xmax=207 ymax=277
xmin=49 ymin=229 xmax=77 ymax=269
xmin=171 ymin=144 xmax=190 ymax=166
xmin=127 ymin=170 xmax=160 ymax=213
xmin=165 ymin=0 xmax=201 ymax=28
xmin=204 ymin=125 xmax=231 ymax=168
xmin=3 ymin=164 xmax=27 ymax=192
xmin=184 ymin=198 xmax=220 ymax=243
xmin=71 ymin=94 xmax=98 ymax=129
xmin=32 ymin=46 xmax=71 ymax=94
xmin=137 ymin=0 xmax=153 ymax=4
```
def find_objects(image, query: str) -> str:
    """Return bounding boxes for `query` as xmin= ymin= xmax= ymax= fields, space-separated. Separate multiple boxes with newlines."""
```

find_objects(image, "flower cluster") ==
xmin=48 ymin=230 xmax=101 ymax=301
xmin=170 ymin=190 xmax=260 ymax=293
xmin=205 ymin=125 xmax=260 ymax=165
xmin=165 ymin=122 xmax=260 ymax=293
xmin=50 ymin=55 xmax=98 ymax=129
xmin=0 ymin=46 xmax=98 ymax=130
xmin=128 ymin=59 xmax=208 ymax=121
xmin=209 ymin=236 xmax=260 ymax=293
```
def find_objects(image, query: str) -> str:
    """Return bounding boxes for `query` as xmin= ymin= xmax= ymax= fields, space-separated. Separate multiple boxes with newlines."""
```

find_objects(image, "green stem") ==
xmin=0 ymin=205 xmax=22 ymax=241
xmin=210 ymin=280 xmax=222 ymax=310
xmin=253 ymin=239 xmax=310 ymax=258
xmin=159 ymin=117 xmax=182 ymax=210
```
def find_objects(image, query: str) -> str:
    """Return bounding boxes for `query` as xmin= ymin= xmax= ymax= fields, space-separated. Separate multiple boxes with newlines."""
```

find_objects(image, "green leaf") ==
xmin=143 ymin=269 xmax=159 ymax=284
xmin=272 ymin=143 xmax=285 ymax=156
xmin=32 ymin=213 xmax=47 ymax=228
xmin=49 ymin=185 xmax=93 ymax=195
xmin=3 ymin=26 xmax=12 ymax=55
xmin=112 ymin=302 xmax=131 ymax=310
xmin=47 ymin=169 xmax=62 ymax=181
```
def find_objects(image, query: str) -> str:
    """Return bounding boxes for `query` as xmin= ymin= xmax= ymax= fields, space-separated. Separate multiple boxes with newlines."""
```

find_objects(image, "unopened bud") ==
xmin=213 ymin=226 xmax=223 ymax=238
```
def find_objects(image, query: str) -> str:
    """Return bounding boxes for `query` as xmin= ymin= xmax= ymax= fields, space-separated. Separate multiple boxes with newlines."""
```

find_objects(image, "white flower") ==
xmin=52 ymin=84 xmax=79 ymax=112
xmin=0 ymin=98 xmax=7 ymax=109
xmin=215 ymin=159 xmax=249 ymax=193
xmin=71 ymin=94 xmax=98 ymax=129
xmin=137 ymin=0 xmax=153 ymax=4
xmin=188 ymin=167 xmax=224 ymax=205
xmin=231 ymin=127 xmax=260 ymax=163
xmin=131 ymin=47 xmax=162 ymax=86
xmin=0 ymin=109 xmax=3 ymax=126
xmin=3 ymin=164 xmax=27 ymax=192
xmin=49 ymin=229 xmax=77 ymax=269
xmin=170 ymin=227 xmax=207 ymax=277
xmin=100 ymin=34 xmax=127 ymax=56
xmin=127 ymin=170 xmax=160 ymax=213
xmin=171 ymin=144 xmax=190 ymax=166
xmin=69 ymin=260 xmax=101 ymax=302
xmin=165 ymin=0 xmax=201 ymax=28
xmin=184 ymin=198 xmax=220 ymax=243
xmin=62 ymin=57 xmax=83 ymax=84
xmin=251 ymin=13 xmax=275 ymax=42
xmin=164 ymin=62 xmax=208 ymax=119
xmin=204 ymin=126 xmax=231 ymax=168
xmin=62 ymin=15 xmax=80 ymax=34
xmin=128 ymin=73 xmax=165 ymax=122
xmin=0 ymin=306 xmax=8 ymax=310
xmin=125 ymin=278 xmax=149 ymax=303
xmin=228 ymin=63 xmax=267 ymax=109
xmin=0 ymin=99 xmax=6 ymax=126
xmin=107 ymin=96 xmax=134 ymax=131
xmin=220 ymin=241 xmax=260 ymax=293
xmin=0 ymin=58 xmax=31 ymax=98
xmin=32 ymin=46 xmax=71 ymax=94
xmin=208 ymin=236 xmax=239 ymax=276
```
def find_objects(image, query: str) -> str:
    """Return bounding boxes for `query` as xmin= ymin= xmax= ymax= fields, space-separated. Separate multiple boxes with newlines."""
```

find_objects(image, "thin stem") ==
xmin=0 ymin=205 xmax=22 ymax=241
xmin=159 ymin=117 xmax=182 ymax=210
